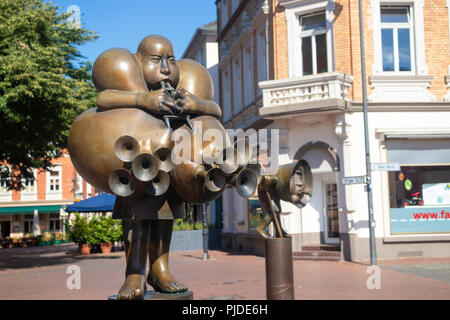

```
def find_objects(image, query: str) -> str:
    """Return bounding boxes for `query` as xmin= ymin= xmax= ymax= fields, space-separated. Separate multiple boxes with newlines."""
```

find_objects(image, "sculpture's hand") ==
xmin=174 ymin=88 xmax=204 ymax=115
xmin=145 ymin=89 xmax=181 ymax=115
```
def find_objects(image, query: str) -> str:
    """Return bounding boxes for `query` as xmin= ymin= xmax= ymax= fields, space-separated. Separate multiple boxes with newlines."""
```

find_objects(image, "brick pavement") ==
xmin=0 ymin=244 xmax=449 ymax=300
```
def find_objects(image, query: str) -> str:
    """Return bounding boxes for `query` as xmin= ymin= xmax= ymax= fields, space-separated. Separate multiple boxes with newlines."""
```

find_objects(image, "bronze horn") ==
xmin=245 ymin=163 xmax=263 ymax=184
xmin=195 ymin=166 xmax=226 ymax=192
xmin=108 ymin=168 xmax=136 ymax=197
xmin=144 ymin=170 xmax=170 ymax=196
xmin=153 ymin=147 xmax=175 ymax=172
xmin=228 ymin=167 xmax=258 ymax=198
xmin=114 ymin=135 xmax=140 ymax=162
xmin=132 ymin=152 xmax=159 ymax=182
xmin=216 ymin=146 xmax=239 ymax=174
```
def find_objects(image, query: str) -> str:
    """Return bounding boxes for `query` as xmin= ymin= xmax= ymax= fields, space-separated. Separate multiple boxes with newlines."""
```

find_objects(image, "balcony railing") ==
xmin=259 ymin=72 xmax=353 ymax=116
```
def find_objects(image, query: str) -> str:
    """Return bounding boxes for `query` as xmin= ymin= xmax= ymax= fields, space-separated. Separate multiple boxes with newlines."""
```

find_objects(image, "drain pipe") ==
xmin=262 ymin=0 xmax=270 ymax=81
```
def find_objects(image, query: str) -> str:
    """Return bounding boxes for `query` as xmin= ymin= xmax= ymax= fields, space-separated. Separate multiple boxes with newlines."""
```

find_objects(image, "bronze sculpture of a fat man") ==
xmin=68 ymin=35 xmax=259 ymax=299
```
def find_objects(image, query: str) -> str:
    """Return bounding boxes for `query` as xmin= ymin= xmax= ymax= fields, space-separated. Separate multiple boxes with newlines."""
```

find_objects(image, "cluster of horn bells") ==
xmin=108 ymin=134 xmax=261 ymax=203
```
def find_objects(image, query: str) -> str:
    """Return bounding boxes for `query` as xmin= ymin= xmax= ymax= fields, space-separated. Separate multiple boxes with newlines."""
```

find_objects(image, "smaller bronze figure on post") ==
xmin=254 ymin=160 xmax=313 ymax=300
xmin=255 ymin=160 xmax=312 ymax=239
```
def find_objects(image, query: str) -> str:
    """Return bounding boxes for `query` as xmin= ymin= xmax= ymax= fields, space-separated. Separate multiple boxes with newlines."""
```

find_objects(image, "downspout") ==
xmin=262 ymin=0 xmax=270 ymax=81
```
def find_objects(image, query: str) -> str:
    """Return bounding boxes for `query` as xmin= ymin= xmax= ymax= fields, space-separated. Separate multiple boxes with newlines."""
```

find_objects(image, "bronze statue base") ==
xmin=265 ymin=238 xmax=294 ymax=300
xmin=108 ymin=290 xmax=193 ymax=300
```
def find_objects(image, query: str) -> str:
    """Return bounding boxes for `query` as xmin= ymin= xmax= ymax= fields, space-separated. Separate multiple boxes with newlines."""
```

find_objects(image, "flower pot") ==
xmin=80 ymin=244 xmax=91 ymax=255
xmin=100 ymin=242 xmax=112 ymax=254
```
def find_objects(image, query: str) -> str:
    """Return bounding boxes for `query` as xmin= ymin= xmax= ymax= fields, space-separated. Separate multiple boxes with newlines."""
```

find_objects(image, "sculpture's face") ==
xmin=137 ymin=36 xmax=180 ymax=90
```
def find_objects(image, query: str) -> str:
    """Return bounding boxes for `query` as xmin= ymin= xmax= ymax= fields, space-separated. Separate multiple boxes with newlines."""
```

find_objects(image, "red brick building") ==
xmin=0 ymin=150 xmax=95 ymax=238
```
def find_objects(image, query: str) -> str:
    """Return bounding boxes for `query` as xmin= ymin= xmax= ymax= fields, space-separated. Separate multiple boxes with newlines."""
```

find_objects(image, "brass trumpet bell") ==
xmin=205 ymin=168 xmax=226 ymax=192
xmin=154 ymin=147 xmax=175 ymax=172
xmin=229 ymin=168 xmax=258 ymax=198
xmin=245 ymin=163 xmax=263 ymax=184
xmin=144 ymin=171 xmax=170 ymax=196
xmin=108 ymin=168 xmax=136 ymax=197
xmin=194 ymin=166 xmax=226 ymax=192
xmin=114 ymin=135 xmax=140 ymax=162
xmin=132 ymin=153 xmax=159 ymax=182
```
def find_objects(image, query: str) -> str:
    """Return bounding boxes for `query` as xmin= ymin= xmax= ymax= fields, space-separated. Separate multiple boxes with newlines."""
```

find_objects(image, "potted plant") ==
xmin=67 ymin=214 xmax=93 ymax=255
xmin=91 ymin=215 xmax=114 ymax=254
xmin=54 ymin=232 xmax=64 ymax=244
xmin=110 ymin=218 xmax=123 ymax=252
xmin=39 ymin=232 xmax=53 ymax=246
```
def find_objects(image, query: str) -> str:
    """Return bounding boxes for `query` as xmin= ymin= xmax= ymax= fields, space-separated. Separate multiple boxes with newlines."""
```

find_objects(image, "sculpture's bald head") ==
xmin=136 ymin=35 xmax=179 ymax=90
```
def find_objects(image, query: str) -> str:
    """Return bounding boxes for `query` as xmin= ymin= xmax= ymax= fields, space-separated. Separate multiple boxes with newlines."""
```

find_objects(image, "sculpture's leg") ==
xmin=255 ymin=214 xmax=272 ymax=239
xmin=147 ymin=219 xmax=188 ymax=293
xmin=117 ymin=219 xmax=149 ymax=300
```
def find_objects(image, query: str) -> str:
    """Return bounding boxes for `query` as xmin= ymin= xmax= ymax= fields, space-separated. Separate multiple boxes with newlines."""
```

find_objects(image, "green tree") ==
xmin=0 ymin=0 xmax=98 ymax=189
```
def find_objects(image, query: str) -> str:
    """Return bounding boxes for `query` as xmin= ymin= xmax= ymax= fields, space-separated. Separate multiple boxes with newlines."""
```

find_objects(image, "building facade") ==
xmin=217 ymin=0 xmax=450 ymax=260
xmin=0 ymin=151 xmax=95 ymax=238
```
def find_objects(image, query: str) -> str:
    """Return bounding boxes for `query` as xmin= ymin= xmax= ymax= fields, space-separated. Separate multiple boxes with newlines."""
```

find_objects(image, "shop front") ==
xmin=386 ymin=138 xmax=450 ymax=237
xmin=0 ymin=205 xmax=64 ymax=237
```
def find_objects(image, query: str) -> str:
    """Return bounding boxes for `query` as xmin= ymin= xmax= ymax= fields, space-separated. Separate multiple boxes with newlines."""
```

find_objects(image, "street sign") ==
xmin=342 ymin=176 xmax=366 ymax=185
xmin=372 ymin=162 xmax=400 ymax=171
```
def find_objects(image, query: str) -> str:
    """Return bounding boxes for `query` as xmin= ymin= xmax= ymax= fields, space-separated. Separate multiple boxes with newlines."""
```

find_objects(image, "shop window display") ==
xmin=388 ymin=165 xmax=450 ymax=234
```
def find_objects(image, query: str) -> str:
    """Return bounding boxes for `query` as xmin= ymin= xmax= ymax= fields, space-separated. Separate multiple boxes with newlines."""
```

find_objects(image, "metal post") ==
xmin=201 ymin=203 xmax=209 ymax=260
xmin=358 ymin=0 xmax=377 ymax=265
xmin=265 ymin=238 xmax=294 ymax=300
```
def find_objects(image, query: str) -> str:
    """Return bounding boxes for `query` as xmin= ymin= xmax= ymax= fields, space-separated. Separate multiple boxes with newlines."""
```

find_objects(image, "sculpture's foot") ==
xmin=117 ymin=274 xmax=147 ymax=300
xmin=255 ymin=225 xmax=270 ymax=239
xmin=147 ymin=270 xmax=187 ymax=293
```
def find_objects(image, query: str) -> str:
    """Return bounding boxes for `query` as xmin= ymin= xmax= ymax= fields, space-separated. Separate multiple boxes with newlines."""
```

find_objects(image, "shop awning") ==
xmin=66 ymin=193 xmax=116 ymax=213
xmin=0 ymin=205 xmax=62 ymax=215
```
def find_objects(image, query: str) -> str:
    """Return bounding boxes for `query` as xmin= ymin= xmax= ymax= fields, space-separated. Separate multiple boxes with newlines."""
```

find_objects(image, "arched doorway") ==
xmin=294 ymin=141 xmax=340 ymax=244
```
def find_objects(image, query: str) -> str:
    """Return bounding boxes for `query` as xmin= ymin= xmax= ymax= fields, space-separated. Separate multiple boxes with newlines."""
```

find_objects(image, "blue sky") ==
xmin=48 ymin=0 xmax=217 ymax=64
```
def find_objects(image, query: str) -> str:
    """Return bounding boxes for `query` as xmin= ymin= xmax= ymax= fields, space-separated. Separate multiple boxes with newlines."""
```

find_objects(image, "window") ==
xmin=46 ymin=166 xmax=62 ymax=200
xmin=23 ymin=214 xmax=34 ymax=234
xmin=243 ymin=44 xmax=254 ymax=107
xmin=221 ymin=65 xmax=232 ymax=122
xmin=74 ymin=174 xmax=83 ymax=199
xmin=256 ymin=27 xmax=267 ymax=96
xmin=21 ymin=170 xmax=36 ymax=193
xmin=49 ymin=171 xmax=60 ymax=191
xmin=299 ymin=12 xmax=328 ymax=76
xmin=49 ymin=213 xmax=60 ymax=231
xmin=232 ymin=56 xmax=242 ymax=115
xmin=386 ymin=138 xmax=450 ymax=234
xmin=24 ymin=220 xmax=33 ymax=234
xmin=380 ymin=6 xmax=414 ymax=72
xmin=23 ymin=178 xmax=35 ymax=193
xmin=47 ymin=167 xmax=61 ymax=192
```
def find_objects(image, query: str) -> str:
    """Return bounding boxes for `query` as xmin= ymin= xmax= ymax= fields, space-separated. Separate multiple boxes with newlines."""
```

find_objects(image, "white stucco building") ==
xmin=216 ymin=0 xmax=450 ymax=261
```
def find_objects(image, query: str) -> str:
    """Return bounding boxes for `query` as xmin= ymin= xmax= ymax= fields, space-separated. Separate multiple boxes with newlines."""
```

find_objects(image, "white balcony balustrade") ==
xmin=259 ymin=72 xmax=353 ymax=117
